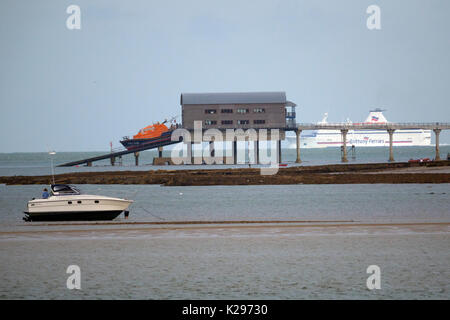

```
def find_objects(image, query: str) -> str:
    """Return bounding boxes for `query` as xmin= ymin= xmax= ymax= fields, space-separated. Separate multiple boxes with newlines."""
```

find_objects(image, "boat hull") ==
xmin=287 ymin=110 xmax=432 ymax=149
xmin=287 ymin=129 xmax=432 ymax=149
xmin=120 ymin=130 xmax=176 ymax=150
xmin=24 ymin=194 xmax=133 ymax=222
xmin=23 ymin=210 xmax=124 ymax=222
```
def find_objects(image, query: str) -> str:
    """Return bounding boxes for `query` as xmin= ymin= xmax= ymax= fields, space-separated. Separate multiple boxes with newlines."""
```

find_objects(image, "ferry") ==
xmin=287 ymin=109 xmax=431 ymax=148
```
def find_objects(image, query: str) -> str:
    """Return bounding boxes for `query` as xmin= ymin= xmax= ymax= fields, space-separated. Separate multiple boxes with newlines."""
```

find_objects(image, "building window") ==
xmin=253 ymin=108 xmax=265 ymax=113
xmin=253 ymin=120 xmax=266 ymax=124
xmin=237 ymin=108 xmax=249 ymax=114
xmin=221 ymin=109 xmax=233 ymax=113
xmin=221 ymin=120 xmax=233 ymax=125
xmin=204 ymin=109 xmax=217 ymax=114
xmin=204 ymin=120 xmax=217 ymax=125
xmin=237 ymin=120 xmax=249 ymax=125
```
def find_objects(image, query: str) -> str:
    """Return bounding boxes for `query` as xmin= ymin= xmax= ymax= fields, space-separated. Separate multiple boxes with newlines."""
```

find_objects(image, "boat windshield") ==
xmin=50 ymin=184 xmax=81 ymax=196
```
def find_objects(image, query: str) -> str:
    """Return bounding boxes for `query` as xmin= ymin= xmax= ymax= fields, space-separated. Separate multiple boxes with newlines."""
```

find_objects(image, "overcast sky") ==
xmin=1 ymin=0 xmax=449 ymax=152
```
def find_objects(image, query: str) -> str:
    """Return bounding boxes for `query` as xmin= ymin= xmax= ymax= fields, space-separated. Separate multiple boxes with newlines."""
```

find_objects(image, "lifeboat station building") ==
xmin=180 ymin=91 xmax=297 ymax=164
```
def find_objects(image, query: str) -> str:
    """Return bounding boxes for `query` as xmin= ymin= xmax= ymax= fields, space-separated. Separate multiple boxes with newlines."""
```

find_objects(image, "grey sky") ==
xmin=1 ymin=0 xmax=449 ymax=152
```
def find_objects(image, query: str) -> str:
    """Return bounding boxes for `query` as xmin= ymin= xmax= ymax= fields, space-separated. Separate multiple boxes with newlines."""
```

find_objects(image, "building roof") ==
xmin=181 ymin=91 xmax=295 ymax=106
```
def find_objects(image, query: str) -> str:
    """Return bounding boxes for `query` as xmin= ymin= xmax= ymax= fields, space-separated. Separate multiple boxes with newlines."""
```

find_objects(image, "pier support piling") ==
xmin=295 ymin=129 xmax=302 ymax=163
xmin=434 ymin=128 xmax=441 ymax=161
xmin=233 ymin=140 xmax=237 ymax=164
xmin=257 ymin=141 xmax=260 ymax=165
xmin=110 ymin=156 xmax=115 ymax=166
xmin=341 ymin=129 xmax=348 ymax=163
xmin=134 ymin=152 xmax=139 ymax=166
xmin=208 ymin=140 xmax=217 ymax=164
xmin=277 ymin=140 xmax=282 ymax=163
xmin=209 ymin=141 xmax=215 ymax=159
xmin=387 ymin=129 xmax=395 ymax=162
xmin=254 ymin=141 xmax=259 ymax=164
xmin=351 ymin=145 xmax=356 ymax=159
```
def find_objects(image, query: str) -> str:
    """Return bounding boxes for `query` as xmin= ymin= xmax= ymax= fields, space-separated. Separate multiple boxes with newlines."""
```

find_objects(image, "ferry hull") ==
xmin=287 ymin=110 xmax=432 ymax=149
xmin=288 ymin=129 xmax=432 ymax=148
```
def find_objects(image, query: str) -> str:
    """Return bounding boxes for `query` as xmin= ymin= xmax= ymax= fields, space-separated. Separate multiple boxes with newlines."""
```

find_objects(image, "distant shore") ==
xmin=1 ymin=161 xmax=449 ymax=186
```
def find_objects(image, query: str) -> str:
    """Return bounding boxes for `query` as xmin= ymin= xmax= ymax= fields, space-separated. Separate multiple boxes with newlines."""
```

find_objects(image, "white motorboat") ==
xmin=24 ymin=184 xmax=133 ymax=222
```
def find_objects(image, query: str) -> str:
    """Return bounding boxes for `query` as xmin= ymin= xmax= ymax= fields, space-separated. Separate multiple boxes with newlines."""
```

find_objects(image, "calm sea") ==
xmin=0 ymin=148 xmax=449 ymax=299
xmin=0 ymin=145 xmax=449 ymax=177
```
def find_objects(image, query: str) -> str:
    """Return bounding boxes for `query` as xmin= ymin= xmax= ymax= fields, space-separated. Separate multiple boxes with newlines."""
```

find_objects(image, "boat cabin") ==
xmin=50 ymin=184 xmax=81 ymax=196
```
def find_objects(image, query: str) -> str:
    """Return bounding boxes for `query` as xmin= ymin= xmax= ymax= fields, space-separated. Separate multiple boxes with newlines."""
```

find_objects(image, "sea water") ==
xmin=0 ymin=149 xmax=449 ymax=299
xmin=0 ymin=145 xmax=449 ymax=177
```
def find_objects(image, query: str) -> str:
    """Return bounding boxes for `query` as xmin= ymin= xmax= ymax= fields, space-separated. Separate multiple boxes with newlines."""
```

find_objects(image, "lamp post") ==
xmin=49 ymin=151 xmax=56 ymax=185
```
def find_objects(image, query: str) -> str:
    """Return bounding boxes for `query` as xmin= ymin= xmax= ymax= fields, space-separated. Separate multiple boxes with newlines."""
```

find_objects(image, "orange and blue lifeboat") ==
xmin=120 ymin=122 xmax=178 ymax=150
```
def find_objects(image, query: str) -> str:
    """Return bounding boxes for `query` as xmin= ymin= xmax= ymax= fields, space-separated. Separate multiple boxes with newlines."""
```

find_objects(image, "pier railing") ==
xmin=295 ymin=122 xmax=450 ymax=130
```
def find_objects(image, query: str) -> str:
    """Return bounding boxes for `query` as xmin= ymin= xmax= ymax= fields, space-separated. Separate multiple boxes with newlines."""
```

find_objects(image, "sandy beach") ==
xmin=1 ymin=221 xmax=448 ymax=299
xmin=1 ymin=221 xmax=449 ymax=238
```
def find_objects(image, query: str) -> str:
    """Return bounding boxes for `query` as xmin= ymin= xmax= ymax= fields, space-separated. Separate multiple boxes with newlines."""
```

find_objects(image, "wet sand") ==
xmin=1 ymin=161 xmax=449 ymax=185
xmin=1 ymin=221 xmax=448 ymax=239
xmin=1 ymin=220 xmax=448 ymax=299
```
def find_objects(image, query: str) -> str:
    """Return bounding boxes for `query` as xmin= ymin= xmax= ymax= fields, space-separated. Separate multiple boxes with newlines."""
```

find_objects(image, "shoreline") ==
xmin=0 ymin=222 xmax=448 ymax=245
xmin=1 ymin=221 xmax=449 ymax=238
xmin=1 ymin=161 xmax=449 ymax=185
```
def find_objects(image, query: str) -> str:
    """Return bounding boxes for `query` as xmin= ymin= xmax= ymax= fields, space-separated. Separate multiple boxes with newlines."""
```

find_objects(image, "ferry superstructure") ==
xmin=287 ymin=109 xmax=431 ymax=148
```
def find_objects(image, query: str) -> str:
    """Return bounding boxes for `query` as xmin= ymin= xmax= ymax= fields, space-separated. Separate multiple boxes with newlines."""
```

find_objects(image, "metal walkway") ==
xmin=292 ymin=122 xmax=450 ymax=163
xmin=57 ymin=133 xmax=182 ymax=167
xmin=295 ymin=122 xmax=450 ymax=130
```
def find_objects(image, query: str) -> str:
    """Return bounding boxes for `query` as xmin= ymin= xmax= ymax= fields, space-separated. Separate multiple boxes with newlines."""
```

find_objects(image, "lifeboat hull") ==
xmin=120 ymin=130 xmax=177 ymax=150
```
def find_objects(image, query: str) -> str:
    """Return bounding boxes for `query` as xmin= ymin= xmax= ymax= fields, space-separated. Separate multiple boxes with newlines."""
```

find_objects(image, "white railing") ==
xmin=295 ymin=122 xmax=450 ymax=130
